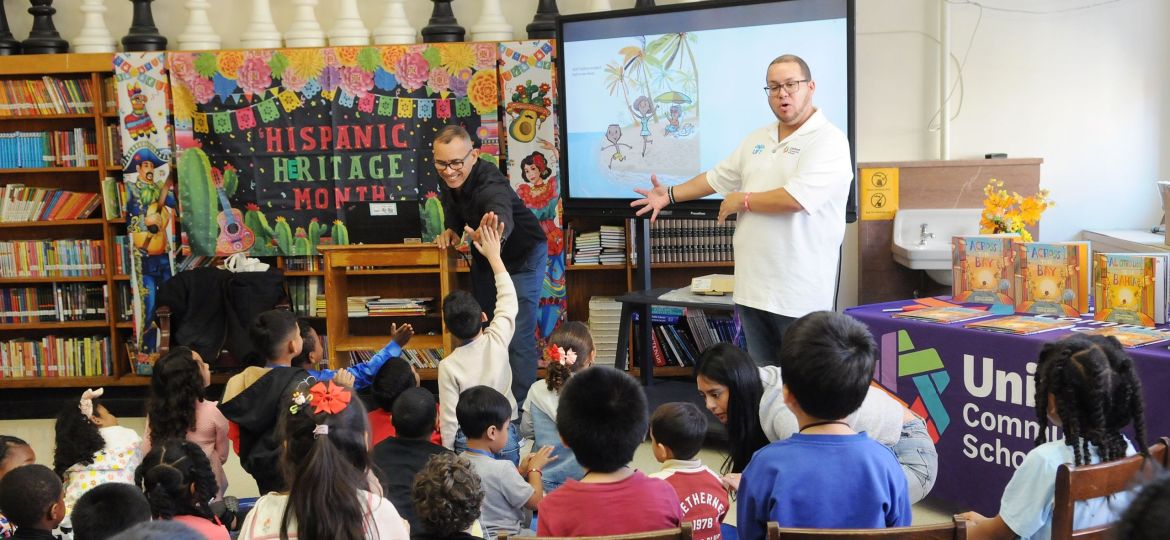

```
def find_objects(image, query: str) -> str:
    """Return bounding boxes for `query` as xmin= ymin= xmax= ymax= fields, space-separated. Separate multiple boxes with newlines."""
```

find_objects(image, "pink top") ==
xmin=172 ymin=515 xmax=231 ymax=540
xmin=537 ymin=471 xmax=682 ymax=536
xmin=144 ymin=399 xmax=231 ymax=499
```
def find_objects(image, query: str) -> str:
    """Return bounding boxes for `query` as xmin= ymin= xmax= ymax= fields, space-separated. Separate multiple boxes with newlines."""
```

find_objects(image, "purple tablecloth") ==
xmin=846 ymin=300 xmax=1170 ymax=515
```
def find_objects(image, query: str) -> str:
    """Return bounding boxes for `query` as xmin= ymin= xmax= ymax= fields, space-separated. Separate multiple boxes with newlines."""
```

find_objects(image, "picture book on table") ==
xmin=892 ymin=306 xmax=993 ymax=324
xmin=1081 ymin=325 xmax=1170 ymax=348
xmin=1014 ymin=241 xmax=1090 ymax=316
xmin=963 ymin=315 xmax=1076 ymax=335
xmin=952 ymin=235 xmax=1017 ymax=305
xmin=1093 ymin=253 xmax=1168 ymax=326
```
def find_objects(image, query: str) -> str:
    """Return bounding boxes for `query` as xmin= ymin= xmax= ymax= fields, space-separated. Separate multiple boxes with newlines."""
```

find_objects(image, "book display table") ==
xmin=847 ymin=299 xmax=1170 ymax=514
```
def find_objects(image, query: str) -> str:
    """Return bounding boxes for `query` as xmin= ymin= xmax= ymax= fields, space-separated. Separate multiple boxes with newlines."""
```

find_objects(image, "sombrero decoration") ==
xmin=123 ymin=146 xmax=168 ymax=174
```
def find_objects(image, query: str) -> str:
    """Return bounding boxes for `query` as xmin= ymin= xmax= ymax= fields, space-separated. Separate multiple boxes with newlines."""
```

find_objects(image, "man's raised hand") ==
xmin=631 ymin=174 xmax=670 ymax=222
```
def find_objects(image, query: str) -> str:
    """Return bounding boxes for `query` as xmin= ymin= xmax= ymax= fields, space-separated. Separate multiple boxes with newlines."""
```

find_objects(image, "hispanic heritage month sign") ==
xmin=167 ymin=45 xmax=501 ymax=256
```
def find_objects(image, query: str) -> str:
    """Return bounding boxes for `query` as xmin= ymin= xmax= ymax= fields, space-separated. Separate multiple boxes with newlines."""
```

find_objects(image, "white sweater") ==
xmin=758 ymin=366 xmax=903 ymax=447
xmin=438 ymin=272 xmax=518 ymax=449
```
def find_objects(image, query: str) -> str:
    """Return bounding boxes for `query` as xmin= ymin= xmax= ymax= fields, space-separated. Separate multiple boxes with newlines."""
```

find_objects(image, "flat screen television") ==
xmin=556 ymin=0 xmax=855 ymax=220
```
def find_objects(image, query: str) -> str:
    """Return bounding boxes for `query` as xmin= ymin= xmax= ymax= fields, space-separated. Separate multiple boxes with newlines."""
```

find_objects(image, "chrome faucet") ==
xmin=918 ymin=223 xmax=935 ymax=246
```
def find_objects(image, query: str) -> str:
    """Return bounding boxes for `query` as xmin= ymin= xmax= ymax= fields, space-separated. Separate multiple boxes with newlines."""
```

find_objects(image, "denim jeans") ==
xmin=893 ymin=417 xmax=938 ymax=504
xmin=453 ymin=422 xmax=521 ymax=466
xmin=470 ymin=242 xmax=547 ymax=407
xmin=736 ymin=304 xmax=796 ymax=367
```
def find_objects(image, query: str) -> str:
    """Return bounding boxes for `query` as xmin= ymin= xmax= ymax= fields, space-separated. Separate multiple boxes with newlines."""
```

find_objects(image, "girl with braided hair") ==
xmin=520 ymin=321 xmax=594 ymax=494
xmin=135 ymin=439 xmax=229 ymax=540
xmin=958 ymin=333 xmax=1149 ymax=540
xmin=238 ymin=380 xmax=409 ymax=540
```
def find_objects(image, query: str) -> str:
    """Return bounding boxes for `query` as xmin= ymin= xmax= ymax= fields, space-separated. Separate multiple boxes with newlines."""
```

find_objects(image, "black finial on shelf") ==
xmin=421 ymin=0 xmax=465 ymax=43
xmin=527 ymin=0 xmax=559 ymax=39
xmin=121 ymin=0 xmax=167 ymax=52
xmin=634 ymin=0 xmax=656 ymax=8
xmin=22 ymin=0 xmax=68 ymax=54
xmin=0 ymin=3 xmax=21 ymax=55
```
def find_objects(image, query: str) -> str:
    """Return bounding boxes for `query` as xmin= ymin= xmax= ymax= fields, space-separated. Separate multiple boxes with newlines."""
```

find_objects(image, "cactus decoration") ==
xmin=332 ymin=220 xmax=350 ymax=245
xmin=293 ymin=227 xmax=312 ymax=255
xmin=274 ymin=216 xmax=294 ymax=254
xmin=308 ymin=218 xmax=328 ymax=254
xmin=177 ymin=148 xmax=218 ymax=256
xmin=243 ymin=203 xmax=277 ymax=256
xmin=420 ymin=191 xmax=445 ymax=242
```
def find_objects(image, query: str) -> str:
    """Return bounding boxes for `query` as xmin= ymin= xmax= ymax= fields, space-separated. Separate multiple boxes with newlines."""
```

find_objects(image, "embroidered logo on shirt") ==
xmin=774 ymin=144 xmax=801 ymax=155
xmin=752 ymin=144 xmax=765 ymax=155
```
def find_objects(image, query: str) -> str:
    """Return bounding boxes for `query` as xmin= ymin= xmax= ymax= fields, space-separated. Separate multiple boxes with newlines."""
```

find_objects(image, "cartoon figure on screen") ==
xmin=632 ymin=95 xmax=655 ymax=157
xmin=601 ymin=124 xmax=632 ymax=169
xmin=664 ymin=104 xmax=694 ymax=138
xmin=123 ymin=83 xmax=157 ymax=140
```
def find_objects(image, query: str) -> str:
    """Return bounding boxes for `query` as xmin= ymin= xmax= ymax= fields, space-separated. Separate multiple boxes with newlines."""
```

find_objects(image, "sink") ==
xmin=891 ymin=208 xmax=983 ymax=286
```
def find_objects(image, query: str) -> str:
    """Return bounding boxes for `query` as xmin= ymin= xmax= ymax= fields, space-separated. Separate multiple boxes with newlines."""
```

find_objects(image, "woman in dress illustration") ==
xmin=517 ymin=149 xmax=566 ymax=341
xmin=632 ymin=95 xmax=655 ymax=157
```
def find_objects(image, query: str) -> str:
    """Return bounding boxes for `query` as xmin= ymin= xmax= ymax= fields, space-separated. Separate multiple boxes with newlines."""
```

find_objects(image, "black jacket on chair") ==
xmin=154 ymin=266 xmax=287 ymax=366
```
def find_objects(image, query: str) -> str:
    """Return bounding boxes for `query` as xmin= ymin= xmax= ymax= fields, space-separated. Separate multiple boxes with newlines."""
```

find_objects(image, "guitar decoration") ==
xmin=212 ymin=167 xmax=255 ymax=255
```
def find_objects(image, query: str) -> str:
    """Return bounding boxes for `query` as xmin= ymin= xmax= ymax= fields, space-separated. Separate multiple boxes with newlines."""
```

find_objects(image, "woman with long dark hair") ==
xmin=237 ymin=380 xmax=409 ymax=540
xmin=145 ymin=346 xmax=229 ymax=499
xmin=696 ymin=320 xmax=938 ymax=504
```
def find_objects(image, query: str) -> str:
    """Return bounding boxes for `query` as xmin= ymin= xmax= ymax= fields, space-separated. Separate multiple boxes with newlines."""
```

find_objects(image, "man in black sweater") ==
xmin=434 ymin=125 xmax=547 ymax=405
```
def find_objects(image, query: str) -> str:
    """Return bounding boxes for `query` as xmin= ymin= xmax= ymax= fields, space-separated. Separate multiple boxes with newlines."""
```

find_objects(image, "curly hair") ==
xmin=53 ymin=397 xmax=106 ymax=478
xmin=1034 ymin=334 xmax=1148 ymax=467
xmin=411 ymin=452 xmax=483 ymax=537
xmin=278 ymin=382 xmax=373 ymax=540
xmin=545 ymin=321 xmax=594 ymax=393
xmin=135 ymin=439 xmax=217 ymax=521
xmin=147 ymin=347 xmax=207 ymax=448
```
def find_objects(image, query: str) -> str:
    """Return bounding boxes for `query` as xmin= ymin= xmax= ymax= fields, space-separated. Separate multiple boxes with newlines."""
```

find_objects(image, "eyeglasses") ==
xmin=434 ymin=147 xmax=475 ymax=171
xmin=763 ymin=80 xmax=808 ymax=97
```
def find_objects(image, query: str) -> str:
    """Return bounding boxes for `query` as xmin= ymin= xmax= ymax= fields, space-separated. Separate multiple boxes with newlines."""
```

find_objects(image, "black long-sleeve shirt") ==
xmin=441 ymin=160 xmax=546 ymax=273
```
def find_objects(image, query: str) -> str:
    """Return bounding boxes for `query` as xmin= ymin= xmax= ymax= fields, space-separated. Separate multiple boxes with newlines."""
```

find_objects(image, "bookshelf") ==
xmin=0 ymin=54 xmax=139 ymax=388
xmin=318 ymin=244 xmax=456 ymax=379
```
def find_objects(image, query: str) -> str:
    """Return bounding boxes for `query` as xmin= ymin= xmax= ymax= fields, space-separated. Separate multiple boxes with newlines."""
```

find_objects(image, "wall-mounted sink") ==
xmin=891 ymin=208 xmax=983 ymax=285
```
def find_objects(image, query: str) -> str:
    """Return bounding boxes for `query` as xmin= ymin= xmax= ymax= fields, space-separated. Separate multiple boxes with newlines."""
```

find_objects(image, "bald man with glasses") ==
xmin=433 ymin=125 xmax=548 ymax=406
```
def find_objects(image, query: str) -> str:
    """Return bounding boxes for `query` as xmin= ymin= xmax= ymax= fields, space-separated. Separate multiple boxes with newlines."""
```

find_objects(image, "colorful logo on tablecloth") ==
xmin=876 ymin=330 xmax=949 ymax=443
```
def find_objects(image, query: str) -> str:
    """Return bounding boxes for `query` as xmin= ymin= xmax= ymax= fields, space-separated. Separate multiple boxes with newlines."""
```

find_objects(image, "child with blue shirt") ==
xmin=294 ymin=318 xmax=414 ymax=390
xmin=958 ymin=334 xmax=1149 ymax=540
xmin=738 ymin=311 xmax=911 ymax=538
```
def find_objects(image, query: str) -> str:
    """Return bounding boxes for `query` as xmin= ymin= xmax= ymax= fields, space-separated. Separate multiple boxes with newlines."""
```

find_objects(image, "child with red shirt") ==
xmin=649 ymin=402 xmax=729 ymax=540
xmin=537 ymin=367 xmax=682 ymax=535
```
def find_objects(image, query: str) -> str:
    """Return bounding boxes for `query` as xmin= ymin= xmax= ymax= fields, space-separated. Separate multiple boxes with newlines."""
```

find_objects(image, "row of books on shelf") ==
xmin=649 ymin=218 xmax=736 ymax=263
xmin=0 ymin=238 xmax=106 ymax=277
xmin=0 ymin=129 xmax=98 ymax=169
xmin=284 ymin=256 xmax=323 ymax=271
xmin=0 ymin=283 xmax=108 ymax=324
xmin=104 ymin=125 xmax=121 ymax=168
xmin=101 ymin=177 xmax=128 ymax=220
xmin=0 ymin=184 xmax=102 ymax=222
xmin=952 ymin=235 xmax=1170 ymax=326
xmin=587 ymin=296 xmax=621 ymax=367
xmin=568 ymin=225 xmax=626 ymax=265
xmin=348 ymin=347 xmax=445 ymax=369
xmin=347 ymin=296 xmax=432 ymax=317
xmin=0 ymin=335 xmax=113 ymax=378
xmin=288 ymin=276 xmax=325 ymax=317
xmin=0 ymin=77 xmax=96 ymax=116
xmin=633 ymin=306 xmax=735 ymax=368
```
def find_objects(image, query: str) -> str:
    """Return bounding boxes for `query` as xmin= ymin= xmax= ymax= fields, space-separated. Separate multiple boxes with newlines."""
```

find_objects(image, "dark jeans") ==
xmin=470 ymin=242 xmax=546 ymax=407
xmin=736 ymin=303 xmax=796 ymax=367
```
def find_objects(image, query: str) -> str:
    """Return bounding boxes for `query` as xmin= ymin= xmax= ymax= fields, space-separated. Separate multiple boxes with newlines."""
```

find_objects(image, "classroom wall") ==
xmin=12 ymin=0 xmax=1166 ymax=308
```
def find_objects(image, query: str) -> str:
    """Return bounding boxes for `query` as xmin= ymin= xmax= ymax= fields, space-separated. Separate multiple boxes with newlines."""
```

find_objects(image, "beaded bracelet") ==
xmin=667 ymin=185 xmax=676 ymax=205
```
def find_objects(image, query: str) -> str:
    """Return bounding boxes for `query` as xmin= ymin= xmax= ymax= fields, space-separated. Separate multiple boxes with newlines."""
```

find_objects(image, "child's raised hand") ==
xmin=526 ymin=445 xmax=559 ymax=474
xmin=468 ymin=212 xmax=505 ymax=260
xmin=391 ymin=323 xmax=414 ymax=346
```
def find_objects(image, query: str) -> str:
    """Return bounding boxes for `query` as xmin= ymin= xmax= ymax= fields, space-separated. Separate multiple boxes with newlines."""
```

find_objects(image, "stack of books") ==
xmin=649 ymin=218 xmax=736 ymax=263
xmin=599 ymin=225 xmax=626 ymax=265
xmin=0 ymin=239 xmax=106 ymax=277
xmin=1 ymin=184 xmax=102 ymax=222
xmin=366 ymin=297 xmax=431 ymax=317
xmin=587 ymin=296 xmax=622 ymax=366
xmin=952 ymin=235 xmax=1092 ymax=317
xmin=1 ymin=335 xmax=112 ymax=378
xmin=347 ymin=296 xmax=377 ymax=317
xmin=287 ymin=276 xmax=324 ymax=318
xmin=573 ymin=231 xmax=601 ymax=265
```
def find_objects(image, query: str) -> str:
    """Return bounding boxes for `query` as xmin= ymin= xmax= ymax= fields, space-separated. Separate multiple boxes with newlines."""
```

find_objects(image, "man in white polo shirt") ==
xmin=631 ymin=54 xmax=853 ymax=366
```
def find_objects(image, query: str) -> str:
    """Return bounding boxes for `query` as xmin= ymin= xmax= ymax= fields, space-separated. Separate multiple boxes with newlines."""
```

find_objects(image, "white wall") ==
xmin=14 ymin=0 xmax=1166 ymax=308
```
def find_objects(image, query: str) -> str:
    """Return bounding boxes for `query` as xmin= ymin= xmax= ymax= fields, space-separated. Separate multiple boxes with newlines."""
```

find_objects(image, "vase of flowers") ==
xmin=979 ymin=178 xmax=1051 ymax=243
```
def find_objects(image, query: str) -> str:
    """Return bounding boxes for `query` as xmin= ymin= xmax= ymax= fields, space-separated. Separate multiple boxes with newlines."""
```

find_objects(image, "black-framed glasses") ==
xmin=434 ymin=148 xmax=475 ymax=171
xmin=763 ymin=80 xmax=808 ymax=97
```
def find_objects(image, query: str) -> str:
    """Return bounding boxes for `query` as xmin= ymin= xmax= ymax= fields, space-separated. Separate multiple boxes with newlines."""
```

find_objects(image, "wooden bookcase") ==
xmin=319 ymin=243 xmax=457 ymax=380
xmin=0 ymin=53 xmax=142 ymax=389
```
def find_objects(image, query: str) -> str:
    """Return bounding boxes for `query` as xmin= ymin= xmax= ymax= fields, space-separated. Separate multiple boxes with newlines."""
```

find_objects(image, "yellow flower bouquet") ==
xmin=979 ymin=179 xmax=1051 ymax=243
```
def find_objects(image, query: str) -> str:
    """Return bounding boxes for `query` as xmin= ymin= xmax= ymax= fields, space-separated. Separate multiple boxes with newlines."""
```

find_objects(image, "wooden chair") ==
xmin=498 ymin=522 xmax=692 ymax=540
xmin=766 ymin=518 xmax=967 ymax=539
xmin=1051 ymin=436 xmax=1170 ymax=539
